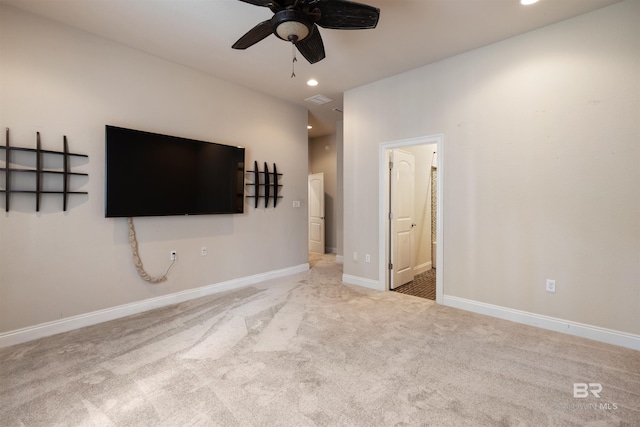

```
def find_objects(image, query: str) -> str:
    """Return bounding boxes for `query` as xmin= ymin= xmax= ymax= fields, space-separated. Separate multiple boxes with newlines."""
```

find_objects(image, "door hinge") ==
xmin=388 ymin=263 xmax=393 ymax=270
xmin=389 ymin=212 xmax=393 ymax=220
xmin=389 ymin=161 xmax=393 ymax=170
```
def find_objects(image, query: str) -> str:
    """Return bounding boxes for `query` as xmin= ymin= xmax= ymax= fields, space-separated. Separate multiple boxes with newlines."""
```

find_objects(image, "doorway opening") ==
xmin=308 ymin=172 xmax=325 ymax=255
xmin=378 ymin=134 xmax=443 ymax=303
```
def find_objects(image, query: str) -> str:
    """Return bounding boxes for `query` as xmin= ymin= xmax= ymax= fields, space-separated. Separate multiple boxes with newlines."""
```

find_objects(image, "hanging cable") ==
xmin=127 ymin=217 xmax=174 ymax=283
xmin=291 ymin=42 xmax=297 ymax=78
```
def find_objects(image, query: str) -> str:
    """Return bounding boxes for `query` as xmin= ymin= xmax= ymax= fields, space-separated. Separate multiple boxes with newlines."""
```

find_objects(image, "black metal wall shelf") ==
xmin=246 ymin=161 xmax=283 ymax=208
xmin=1 ymin=128 xmax=88 ymax=212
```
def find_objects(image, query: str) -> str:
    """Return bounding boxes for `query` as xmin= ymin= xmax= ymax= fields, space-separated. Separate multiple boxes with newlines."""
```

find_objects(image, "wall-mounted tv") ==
xmin=105 ymin=125 xmax=245 ymax=217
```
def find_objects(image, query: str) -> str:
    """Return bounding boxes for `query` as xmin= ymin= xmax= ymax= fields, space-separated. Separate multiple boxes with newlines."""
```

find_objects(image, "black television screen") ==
xmin=105 ymin=125 xmax=244 ymax=217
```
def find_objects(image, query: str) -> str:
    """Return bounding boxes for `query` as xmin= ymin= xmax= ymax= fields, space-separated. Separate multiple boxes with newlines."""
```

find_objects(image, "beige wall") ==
xmin=0 ymin=6 xmax=309 ymax=333
xmin=343 ymin=1 xmax=639 ymax=335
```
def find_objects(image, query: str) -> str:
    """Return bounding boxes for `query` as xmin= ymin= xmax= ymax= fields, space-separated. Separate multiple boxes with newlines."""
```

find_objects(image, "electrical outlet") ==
xmin=170 ymin=250 xmax=177 ymax=261
xmin=293 ymin=200 xmax=301 ymax=208
xmin=546 ymin=279 xmax=556 ymax=293
xmin=365 ymin=254 xmax=371 ymax=263
xmin=201 ymin=247 xmax=207 ymax=256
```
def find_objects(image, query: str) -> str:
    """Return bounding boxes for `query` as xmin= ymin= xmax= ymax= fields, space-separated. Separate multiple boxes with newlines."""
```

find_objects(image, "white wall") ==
xmin=343 ymin=0 xmax=639 ymax=337
xmin=336 ymin=121 xmax=344 ymax=259
xmin=0 ymin=6 xmax=309 ymax=334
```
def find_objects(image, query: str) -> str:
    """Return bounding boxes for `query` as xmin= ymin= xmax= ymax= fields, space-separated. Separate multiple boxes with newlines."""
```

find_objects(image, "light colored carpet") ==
xmin=1 ymin=254 xmax=638 ymax=426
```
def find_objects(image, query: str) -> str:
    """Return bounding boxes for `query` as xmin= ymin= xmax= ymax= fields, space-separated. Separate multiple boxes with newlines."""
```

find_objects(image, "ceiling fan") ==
xmin=232 ymin=0 xmax=380 ymax=64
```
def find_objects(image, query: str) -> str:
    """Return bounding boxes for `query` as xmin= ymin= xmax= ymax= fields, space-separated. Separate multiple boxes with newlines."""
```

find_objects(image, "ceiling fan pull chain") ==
xmin=291 ymin=43 xmax=297 ymax=78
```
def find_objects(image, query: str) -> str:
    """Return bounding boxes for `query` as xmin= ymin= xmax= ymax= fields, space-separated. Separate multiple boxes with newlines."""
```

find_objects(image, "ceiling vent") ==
xmin=305 ymin=94 xmax=333 ymax=105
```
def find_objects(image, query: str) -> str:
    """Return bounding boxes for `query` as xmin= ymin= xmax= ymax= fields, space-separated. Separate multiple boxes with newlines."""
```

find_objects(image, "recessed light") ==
xmin=307 ymin=79 xmax=318 ymax=86
xmin=520 ymin=0 xmax=539 ymax=5
xmin=307 ymin=125 xmax=313 ymax=129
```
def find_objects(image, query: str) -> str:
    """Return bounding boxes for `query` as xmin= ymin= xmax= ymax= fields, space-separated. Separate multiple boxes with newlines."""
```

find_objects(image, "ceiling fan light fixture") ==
xmin=273 ymin=10 xmax=312 ymax=43
xmin=276 ymin=20 xmax=310 ymax=42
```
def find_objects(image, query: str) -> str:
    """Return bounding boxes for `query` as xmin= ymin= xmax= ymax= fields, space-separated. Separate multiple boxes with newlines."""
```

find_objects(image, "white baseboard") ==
xmin=342 ymin=274 xmax=383 ymax=291
xmin=443 ymin=295 xmax=640 ymax=351
xmin=0 ymin=263 xmax=309 ymax=349
xmin=326 ymin=247 xmax=337 ymax=254
xmin=414 ymin=261 xmax=432 ymax=275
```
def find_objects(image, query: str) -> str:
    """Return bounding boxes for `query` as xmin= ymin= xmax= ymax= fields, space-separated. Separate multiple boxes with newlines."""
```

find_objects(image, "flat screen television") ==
xmin=105 ymin=125 xmax=245 ymax=217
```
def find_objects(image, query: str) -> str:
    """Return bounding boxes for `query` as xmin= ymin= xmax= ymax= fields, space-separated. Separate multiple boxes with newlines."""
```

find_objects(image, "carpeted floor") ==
xmin=1 ymin=254 xmax=638 ymax=426
xmin=393 ymin=269 xmax=436 ymax=300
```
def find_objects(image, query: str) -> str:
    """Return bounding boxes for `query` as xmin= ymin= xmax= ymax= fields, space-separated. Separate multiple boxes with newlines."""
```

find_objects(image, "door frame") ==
xmin=378 ymin=134 xmax=444 ymax=303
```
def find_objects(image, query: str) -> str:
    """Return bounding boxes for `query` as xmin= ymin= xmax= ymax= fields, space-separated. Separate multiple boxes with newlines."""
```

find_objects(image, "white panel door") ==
xmin=308 ymin=173 xmax=325 ymax=254
xmin=390 ymin=150 xmax=415 ymax=289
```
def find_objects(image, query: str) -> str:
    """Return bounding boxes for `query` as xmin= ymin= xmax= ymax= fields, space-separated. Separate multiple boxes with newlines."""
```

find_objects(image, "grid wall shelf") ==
xmin=245 ymin=161 xmax=283 ymax=209
xmin=1 ymin=128 xmax=88 ymax=212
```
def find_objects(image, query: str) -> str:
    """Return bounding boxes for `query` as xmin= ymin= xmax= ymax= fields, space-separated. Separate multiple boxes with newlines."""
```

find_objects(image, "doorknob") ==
xmin=411 ymin=223 xmax=417 ymax=228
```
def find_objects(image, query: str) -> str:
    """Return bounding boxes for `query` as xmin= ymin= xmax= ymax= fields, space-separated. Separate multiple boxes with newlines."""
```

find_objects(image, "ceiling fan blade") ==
xmin=232 ymin=20 xmax=274 ymax=49
xmin=237 ymin=0 xmax=284 ymax=13
xmin=295 ymin=25 xmax=325 ymax=64
xmin=311 ymin=0 xmax=380 ymax=30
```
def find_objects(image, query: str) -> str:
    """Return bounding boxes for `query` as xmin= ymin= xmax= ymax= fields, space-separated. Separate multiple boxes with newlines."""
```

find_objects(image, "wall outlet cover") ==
xmin=546 ymin=279 xmax=556 ymax=293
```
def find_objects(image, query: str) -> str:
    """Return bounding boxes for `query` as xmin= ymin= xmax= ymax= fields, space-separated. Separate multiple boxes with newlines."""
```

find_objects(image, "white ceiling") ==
xmin=1 ymin=0 xmax=621 ymax=137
